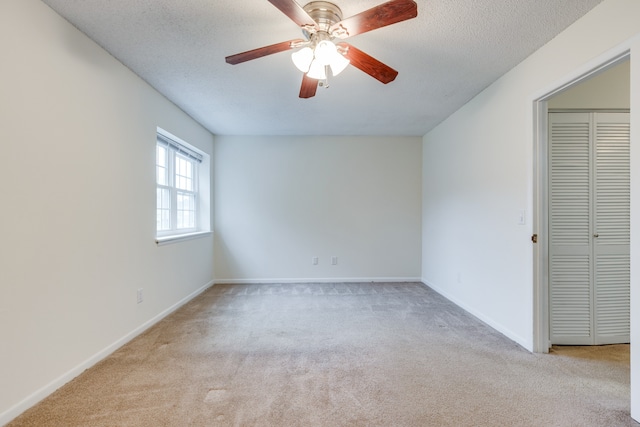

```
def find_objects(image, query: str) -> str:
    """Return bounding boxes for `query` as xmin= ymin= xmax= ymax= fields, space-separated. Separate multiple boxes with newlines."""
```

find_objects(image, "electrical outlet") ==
xmin=312 ymin=256 xmax=319 ymax=265
xmin=331 ymin=256 xmax=338 ymax=265
xmin=137 ymin=288 xmax=144 ymax=304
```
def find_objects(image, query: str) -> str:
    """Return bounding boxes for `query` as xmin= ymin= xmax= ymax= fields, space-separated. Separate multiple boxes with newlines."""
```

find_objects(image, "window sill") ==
xmin=155 ymin=231 xmax=212 ymax=246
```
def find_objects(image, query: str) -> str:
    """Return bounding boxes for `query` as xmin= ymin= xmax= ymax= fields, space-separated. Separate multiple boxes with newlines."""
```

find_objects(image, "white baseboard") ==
xmin=0 ymin=280 xmax=214 ymax=426
xmin=421 ymin=279 xmax=532 ymax=351
xmin=214 ymin=277 xmax=422 ymax=284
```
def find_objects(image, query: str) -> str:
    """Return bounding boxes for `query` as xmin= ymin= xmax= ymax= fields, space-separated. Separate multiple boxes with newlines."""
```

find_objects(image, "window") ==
xmin=156 ymin=129 xmax=208 ymax=241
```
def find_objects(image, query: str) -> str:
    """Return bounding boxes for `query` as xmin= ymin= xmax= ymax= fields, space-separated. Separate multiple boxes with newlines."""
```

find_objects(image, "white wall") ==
xmin=422 ymin=0 xmax=639 ymax=420
xmin=549 ymin=60 xmax=630 ymax=109
xmin=0 ymin=0 xmax=214 ymax=423
xmin=214 ymin=136 xmax=422 ymax=282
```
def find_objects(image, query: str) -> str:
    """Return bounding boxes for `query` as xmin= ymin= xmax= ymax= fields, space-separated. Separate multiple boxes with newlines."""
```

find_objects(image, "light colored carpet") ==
xmin=8 ymin=282 xmax=637 ymax=426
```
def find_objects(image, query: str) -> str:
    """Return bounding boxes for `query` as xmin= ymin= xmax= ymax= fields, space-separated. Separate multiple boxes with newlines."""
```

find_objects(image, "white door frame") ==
xmin=532 ymin=49 xmax=630 ymax=353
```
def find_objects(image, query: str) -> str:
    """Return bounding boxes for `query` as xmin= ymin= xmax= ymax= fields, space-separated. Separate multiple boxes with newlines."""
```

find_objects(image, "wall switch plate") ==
xmin=137 ymin=288 xmax=144 ymax=304
xmin=312 ymin=256 xmax=319 ymax=265
xmin=331 ymin=256 xmax=338 ymax=265
xmin=518 ymin=210 xmax=526 ymax=225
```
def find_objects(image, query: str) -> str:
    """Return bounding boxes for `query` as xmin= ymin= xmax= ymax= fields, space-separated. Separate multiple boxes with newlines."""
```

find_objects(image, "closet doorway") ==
xmin=538 ymin=59 xmax=631 ymax=347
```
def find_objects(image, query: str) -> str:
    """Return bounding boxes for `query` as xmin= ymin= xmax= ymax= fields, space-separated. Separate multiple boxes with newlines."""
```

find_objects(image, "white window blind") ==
xmin=157 ymin=133 xmax=203 ymax=163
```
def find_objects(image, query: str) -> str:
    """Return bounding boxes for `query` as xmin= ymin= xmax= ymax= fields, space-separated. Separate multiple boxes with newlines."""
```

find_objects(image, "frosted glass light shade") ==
xmin=291 ymin=47 xmax=313 ymax=72
xmin=329 ymin=52 xmax=350 ymax=76
xmin=307 ymin=59 xmax=327 ymax=80
xmin=314 ymin=40 xmax=336 ymax=66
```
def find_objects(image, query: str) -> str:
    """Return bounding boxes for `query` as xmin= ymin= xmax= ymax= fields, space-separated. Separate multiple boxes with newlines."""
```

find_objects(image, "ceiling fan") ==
xmin=225 ymin=0 xmax=418 ymax=98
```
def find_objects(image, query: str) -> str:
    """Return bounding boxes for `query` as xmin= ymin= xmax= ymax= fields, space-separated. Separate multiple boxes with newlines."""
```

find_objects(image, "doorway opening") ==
xmin=532 ymin=53 xmax=630 ymax=353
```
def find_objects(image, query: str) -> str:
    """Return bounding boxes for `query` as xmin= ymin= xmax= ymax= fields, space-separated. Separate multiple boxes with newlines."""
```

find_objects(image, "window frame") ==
xmin=156 ymin=129 xmax=209 ymax=243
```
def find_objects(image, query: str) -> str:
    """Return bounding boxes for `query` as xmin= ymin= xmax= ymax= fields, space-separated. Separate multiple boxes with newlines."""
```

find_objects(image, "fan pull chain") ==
xmin=319 ymin=65 xmax=330 ymax=88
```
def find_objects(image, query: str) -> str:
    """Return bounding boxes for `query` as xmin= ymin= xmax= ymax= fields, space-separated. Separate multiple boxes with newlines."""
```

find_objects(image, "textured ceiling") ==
xmin=41 ymin=0 xmax=604 ymax=136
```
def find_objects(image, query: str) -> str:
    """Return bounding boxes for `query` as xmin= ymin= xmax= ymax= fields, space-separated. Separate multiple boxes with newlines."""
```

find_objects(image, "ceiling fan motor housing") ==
xmin=302 ymin=1 xmax=343 ymax=39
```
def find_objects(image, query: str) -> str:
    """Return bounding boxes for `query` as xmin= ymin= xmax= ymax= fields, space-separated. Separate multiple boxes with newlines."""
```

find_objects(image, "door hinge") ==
xmin=531 ymin=234 xmax=538 ymax=243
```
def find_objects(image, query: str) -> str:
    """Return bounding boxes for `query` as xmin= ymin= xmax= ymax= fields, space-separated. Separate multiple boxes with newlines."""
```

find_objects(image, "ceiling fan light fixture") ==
xmin=291 ymin=47 xmax=314 ymax=72
xmin=293 ymin=38 xmax=349 ymax=79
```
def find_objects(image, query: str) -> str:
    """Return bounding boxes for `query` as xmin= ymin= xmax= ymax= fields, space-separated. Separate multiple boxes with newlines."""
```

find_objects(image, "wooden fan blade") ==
xmin=338 ymin=43 xmax=398 ymax=84
xmin=299 ymin=73 xmax=318 ymax=98
xmin=330 ymin=0 xmax=417 ymax=39
xmin=226 ymin=39 xmax=305 ymax=65
xmin=268 ymin=0 xmax=318 ymax=30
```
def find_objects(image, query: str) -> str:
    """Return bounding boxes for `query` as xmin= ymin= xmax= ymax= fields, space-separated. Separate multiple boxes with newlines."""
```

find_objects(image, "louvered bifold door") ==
xmin=549 ymin=112 xmax=630 ymax=345
xmin=593 ymin=112 xmax=630 ymax=344
xmin=549 ymin=113 xmax=593 ymax=345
